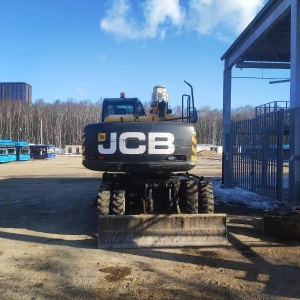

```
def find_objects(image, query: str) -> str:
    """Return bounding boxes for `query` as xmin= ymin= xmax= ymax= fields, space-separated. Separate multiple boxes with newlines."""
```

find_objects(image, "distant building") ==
xmin=151 ymin=85 xmax=168 ymax=102
xmin=0 ymin=82 xmax=32 ymax=102
xmin=65 ymin=145 xmax=82 ymax=155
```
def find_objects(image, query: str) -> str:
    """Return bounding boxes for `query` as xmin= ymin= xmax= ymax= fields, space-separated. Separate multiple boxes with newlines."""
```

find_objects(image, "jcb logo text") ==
xmin=98 ymin=132 xmax=175 ymax=155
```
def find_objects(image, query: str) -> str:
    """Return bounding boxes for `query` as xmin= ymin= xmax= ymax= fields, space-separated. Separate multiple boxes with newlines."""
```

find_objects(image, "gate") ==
xmin=231 ymin=103 xmax=289 ymax=201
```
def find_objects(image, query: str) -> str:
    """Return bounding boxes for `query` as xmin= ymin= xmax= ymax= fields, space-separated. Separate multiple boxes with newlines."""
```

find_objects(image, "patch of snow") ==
xmin=213 ymin=178 xmax=282 ymax=212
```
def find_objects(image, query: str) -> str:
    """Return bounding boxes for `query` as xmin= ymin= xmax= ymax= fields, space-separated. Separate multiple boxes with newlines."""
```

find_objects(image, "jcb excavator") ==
xmin=82 ymin=81 xmax=227 ymax=248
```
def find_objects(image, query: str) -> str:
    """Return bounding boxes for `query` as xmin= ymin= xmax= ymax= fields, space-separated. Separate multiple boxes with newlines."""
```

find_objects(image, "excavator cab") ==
xmin=101 ymin=96 xmax=146 ymax=122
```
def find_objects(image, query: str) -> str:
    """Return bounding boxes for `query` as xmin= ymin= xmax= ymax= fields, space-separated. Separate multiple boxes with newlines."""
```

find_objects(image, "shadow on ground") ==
xmin=0 ymin=177 xmax=100 ymax=248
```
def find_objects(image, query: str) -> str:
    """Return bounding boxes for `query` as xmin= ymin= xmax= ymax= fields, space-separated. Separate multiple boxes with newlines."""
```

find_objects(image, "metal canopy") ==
xmin=221 ymin=0 xmax=300 ymax=206
xmin=221 ymin=0 xmax=291 ymax=68
xmin=242 ymin=13 xmax=290 ymax=63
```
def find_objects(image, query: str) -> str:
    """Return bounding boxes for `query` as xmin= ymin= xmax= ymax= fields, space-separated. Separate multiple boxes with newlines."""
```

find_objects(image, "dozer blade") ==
xmin=98 ymin=214 xmax=227 ymax=248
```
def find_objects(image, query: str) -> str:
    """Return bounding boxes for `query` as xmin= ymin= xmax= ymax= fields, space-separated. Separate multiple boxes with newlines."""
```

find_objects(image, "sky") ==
xmin=0 ymin=0 xmax=291 ymax=109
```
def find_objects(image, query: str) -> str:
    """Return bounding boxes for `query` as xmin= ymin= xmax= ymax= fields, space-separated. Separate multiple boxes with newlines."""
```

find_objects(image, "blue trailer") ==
xmin=0 ymin=141 xmax=9 ymax=163
xmin=0 ymin=140 xmax=17 ymax=163
xmin=15 ymin=141 xmax=31 ymax=161
xmin=30 ymin=144 xmax=56 ymax=159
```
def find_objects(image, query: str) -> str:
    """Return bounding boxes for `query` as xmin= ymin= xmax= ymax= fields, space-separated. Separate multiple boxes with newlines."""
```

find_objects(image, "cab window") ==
xmin=137 ymin=101 xmax=146 ymax=116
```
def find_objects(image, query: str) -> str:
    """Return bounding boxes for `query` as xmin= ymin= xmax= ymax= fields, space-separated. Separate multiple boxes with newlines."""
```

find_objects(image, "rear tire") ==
xmin=198 ymin=181 xmax=214 ymax=213
xmin=112 ymin=189 xmax=126 ymax=215
xmin=179 ymin=180 xmax=198 ymax=214
xmin=97 ymin=182 xmax=111 ymax=215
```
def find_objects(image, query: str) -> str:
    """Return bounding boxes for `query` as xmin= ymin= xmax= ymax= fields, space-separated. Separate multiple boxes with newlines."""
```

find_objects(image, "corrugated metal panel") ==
xmin=221 ymin=0 xmax=291 ymax=64
xmin=241 ymin=14 xmax=291 ymax=63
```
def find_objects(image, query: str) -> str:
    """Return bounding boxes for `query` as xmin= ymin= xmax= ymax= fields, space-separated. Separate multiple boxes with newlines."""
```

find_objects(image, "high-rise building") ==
xmin=151 ymin=85 xmax=168 ymax=102
xmin=0 ymin=82 xmax=32 ymax=102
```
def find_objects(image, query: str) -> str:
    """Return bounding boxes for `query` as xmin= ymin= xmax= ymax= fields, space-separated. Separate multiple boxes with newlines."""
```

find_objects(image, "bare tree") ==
xmin=0 ymin=98 xmax=255 ymax=149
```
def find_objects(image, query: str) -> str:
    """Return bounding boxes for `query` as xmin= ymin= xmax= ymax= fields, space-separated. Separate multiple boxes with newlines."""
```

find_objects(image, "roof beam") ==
xmin=236 ymin=62 xmax=291 ymax=69
xmin=224 ymin=0 xmax=291 ymax=68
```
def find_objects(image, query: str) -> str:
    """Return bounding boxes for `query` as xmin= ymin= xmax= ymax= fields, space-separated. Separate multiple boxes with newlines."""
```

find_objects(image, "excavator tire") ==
xmin=199 ymin=181 xmax=214 ymax=213
xmin=112 ymin=189 xmax=126 ymax=215
xmin=97 ymin=182 xmax=111 ymax=215
xmin=179 ymin=180 xmax=198 ymax=214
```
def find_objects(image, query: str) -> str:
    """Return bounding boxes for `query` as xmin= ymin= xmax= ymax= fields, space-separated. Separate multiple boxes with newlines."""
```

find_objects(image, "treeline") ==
xmin=0 ymin=99 xmax=255 ymax=148
xmin=194 ymin=104 xmax=255 ymax=145
xmin=0 ymin=99 xmax=102 ymax=148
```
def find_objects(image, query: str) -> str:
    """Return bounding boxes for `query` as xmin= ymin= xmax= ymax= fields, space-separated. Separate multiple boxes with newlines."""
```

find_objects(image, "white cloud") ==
xmin=100 ymin=0 xmax=265 ymax=40
xmin=142 ymin=0 xmax=185 ymax=38
xmin=187 ymin=0 xmax=265 ymax=36
xmin=100 ymin=0 xmax=140 ymax=39
xmin=100 ymin=0 xmax=185 ymax=39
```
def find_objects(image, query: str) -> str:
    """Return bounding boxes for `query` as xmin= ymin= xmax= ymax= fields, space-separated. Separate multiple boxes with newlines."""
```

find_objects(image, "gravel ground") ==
xmin=0 ymin=156 xmax=299 ymax=300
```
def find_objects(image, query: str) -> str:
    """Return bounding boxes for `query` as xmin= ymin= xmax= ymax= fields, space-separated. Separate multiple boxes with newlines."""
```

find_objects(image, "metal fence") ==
xmin=231 ymin=106 xmax=289 ymax=201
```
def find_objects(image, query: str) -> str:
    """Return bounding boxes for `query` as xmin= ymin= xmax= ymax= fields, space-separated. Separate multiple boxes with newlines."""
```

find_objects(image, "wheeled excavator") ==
xmin=82 ymin=81 xmax=227 ymax=248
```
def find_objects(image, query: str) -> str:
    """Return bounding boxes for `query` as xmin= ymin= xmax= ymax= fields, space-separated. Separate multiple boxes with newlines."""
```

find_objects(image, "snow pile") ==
xmin=213 ymin=178 xmax=283 ymax=212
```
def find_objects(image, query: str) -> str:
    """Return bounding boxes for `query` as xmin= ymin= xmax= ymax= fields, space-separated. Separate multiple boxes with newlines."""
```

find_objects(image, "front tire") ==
xmin=97 ymin=182 xmax=111 ymax=215
xmin=112 ymin=189 xmax=126 ymax=215
xmin=198 ymin=181 xmax=214 ymax=213
xmin=179 ymin=180 xmax=198 ymax=214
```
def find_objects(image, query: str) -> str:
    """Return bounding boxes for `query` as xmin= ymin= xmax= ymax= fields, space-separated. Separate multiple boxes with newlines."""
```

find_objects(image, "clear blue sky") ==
xmin=0 ymin=0 xmax=290 ymax=109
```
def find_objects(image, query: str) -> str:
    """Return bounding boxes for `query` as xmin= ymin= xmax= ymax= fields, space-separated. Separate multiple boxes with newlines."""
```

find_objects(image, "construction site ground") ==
xmin=0 ymin=156 xmax=299 ymax=300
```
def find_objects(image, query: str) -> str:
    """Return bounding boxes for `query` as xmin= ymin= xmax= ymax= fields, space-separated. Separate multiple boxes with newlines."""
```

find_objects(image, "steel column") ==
xmin=289 ymin=0 xmax=300 ymax=206
xmin=222 ymin=64 xmax=232 ymax=186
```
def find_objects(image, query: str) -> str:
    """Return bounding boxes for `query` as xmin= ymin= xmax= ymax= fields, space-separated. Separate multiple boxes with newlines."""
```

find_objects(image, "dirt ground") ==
xmin=0 ymin=156 xmax=299 ymax=300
